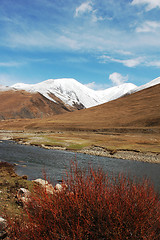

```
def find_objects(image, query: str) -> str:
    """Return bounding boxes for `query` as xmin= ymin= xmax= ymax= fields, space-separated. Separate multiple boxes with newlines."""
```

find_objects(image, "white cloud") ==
xmin=109 ymin=72 xmax=128 ymax=86
xmin=4 ymin=25 xmax=160 ymax=61
xmin=85 ymin=81 xmax=109 ymax=90
xmin=92 ymin=14 xmax=104 ymax=22
xmin=131 ymin=0 xmax=160 ymax=11
xmin=0 ymin=61 xmax=22 ymax=67
xmin=5 ymin=30 xmax=81 ymax=50
xmin=100 ymin=55 xmax=160 ymax=69
xmin=119 ymin=58 xmax=143 ymax=67
xmin=75 ymin=1 xmax=104 ymax=23
xmin=136 ymin=21 xmax=160 ymax=32
xmin=146 ymin=61 xmax=160 ymax=68
xmin=75 ymin=1 xmax=93 ymax=17
xmin=2 ymin=9 xmax=160 ymax=58
xmin=99 ymin=55 xmax=143 ymax=67
xmin=91 ymin=10 xmax=104 ymax=22
xmin=58 ymin=35 xmax=80 ymax=50
xmin=116 ymin=50 xmax=133 ymax=56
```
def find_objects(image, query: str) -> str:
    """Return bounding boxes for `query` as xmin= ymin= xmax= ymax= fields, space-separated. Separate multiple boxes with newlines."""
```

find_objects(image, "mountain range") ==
xmin=11 ymin=78 xmax=137 ymax=108
xmin=0 ymin=77 xmax=160 ymax=120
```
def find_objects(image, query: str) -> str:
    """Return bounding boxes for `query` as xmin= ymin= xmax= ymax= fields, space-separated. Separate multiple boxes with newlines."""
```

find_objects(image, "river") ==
xmin=0 ymin=140 xmax=160 ymax=192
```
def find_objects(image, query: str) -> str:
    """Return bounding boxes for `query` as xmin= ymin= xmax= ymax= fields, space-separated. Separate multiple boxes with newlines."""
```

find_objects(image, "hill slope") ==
xmin=1 ymin=77 xmax=160 ymax=122
xmin=132 ymin=76 xmax=160 ymax=93
xmin=0 ymin=90 xmax=76 ymax=120
xmin=23 ymin=83 xmax=160 ymax=131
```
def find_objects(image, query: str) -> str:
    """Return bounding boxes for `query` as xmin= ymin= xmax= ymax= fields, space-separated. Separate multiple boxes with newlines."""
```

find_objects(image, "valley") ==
xmin=0 ymin=79 xmax=160 ymax=163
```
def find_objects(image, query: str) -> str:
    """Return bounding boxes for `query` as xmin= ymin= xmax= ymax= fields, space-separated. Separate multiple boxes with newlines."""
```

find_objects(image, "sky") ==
xmin=0 ymin=0 xmax=160 ymax=89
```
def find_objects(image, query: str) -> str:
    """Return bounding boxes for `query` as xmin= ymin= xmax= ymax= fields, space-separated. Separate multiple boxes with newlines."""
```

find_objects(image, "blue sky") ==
xmin=0 ymin=0 xmax=160 ymax=89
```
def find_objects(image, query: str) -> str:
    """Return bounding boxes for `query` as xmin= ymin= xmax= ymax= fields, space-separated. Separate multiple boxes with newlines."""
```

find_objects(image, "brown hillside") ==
xmin=0 ymin=84 xmax=160 ymax=131
xmin=26 ymin=83 xmax=160 ymax=131
xmin=0 ymin=90 xmax=75 ymax=120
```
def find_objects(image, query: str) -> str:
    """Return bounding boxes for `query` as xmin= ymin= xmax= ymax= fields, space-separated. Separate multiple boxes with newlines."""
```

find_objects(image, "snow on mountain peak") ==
xmin=136 ymin=77 xmax=160 ymax=91
xmin=0 ymin=84 xmax=12 ymax=91
xmin=12 ymin=78 xmax=98 ymax=108
xmin=97 ymin=83 xmax=137 ymax=104
xmin=3 ymin=76 xmax=159 ymax=109
xmin=129 ymin=76 xmax=160 ymax=94
xmin=12 ymin=78 xmax=138 ymax=108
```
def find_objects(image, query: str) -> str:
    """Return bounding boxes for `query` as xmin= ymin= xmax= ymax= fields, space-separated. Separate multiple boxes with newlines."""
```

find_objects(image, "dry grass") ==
xmin=0 ymin=90 xmax=74 ymax=120
xmin=0 ymin=162 xmax=33 ymax=218
xmin=0 ymin=84 xmax=160 ymax=154
xmin=1 ymin=84 xmax=160 ymax=130
xmin=1 ymin=130 xmax=160 ymax=154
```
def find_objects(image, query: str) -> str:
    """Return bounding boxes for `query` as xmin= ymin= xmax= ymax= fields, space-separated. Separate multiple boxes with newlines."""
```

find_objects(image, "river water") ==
xmin=0 ymin=140 xmax=160 ymax=192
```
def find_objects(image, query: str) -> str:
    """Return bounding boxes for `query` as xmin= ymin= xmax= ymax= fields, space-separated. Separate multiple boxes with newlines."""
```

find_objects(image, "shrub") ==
xmin=7 ymin=162 xmax=160 ymax=240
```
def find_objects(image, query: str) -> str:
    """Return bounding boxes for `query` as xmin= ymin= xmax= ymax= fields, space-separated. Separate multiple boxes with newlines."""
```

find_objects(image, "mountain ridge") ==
xmin=0 ymin=76 xmax=160 ymax=120
xmin=25 ymin=83 xmax=160 ymax=131
xmin=0 ymin=90 xmax=76 ymax=120
xmin=10 ymin=76 xmax=160 ymax=109
xmin=11 ymin=78 xmax=137 ymax=108
xmin=1 ymin=83 xmax=159 ymax=131
xmin=130 ymin=77 xmax=160 ymax=94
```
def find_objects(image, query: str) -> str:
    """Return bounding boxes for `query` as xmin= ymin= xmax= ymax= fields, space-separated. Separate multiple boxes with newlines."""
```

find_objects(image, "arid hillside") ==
xmin=0 ymin=90 xmax=76 ymax=120
xmin=26 ymin=83 xmax=160 ymax=131
xmin=0 ymin=84 xmax=160 ymax=131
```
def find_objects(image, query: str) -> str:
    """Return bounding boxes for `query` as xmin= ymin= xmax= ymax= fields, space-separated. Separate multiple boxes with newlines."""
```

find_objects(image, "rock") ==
xmin=17 ymin=188 xmax=31 ymax=205
xmin=55 ymin=183 xmax=63 ymax=191
xmin=21 ymin=175 xmax=28 ymax=180
xmin=33 ymin=179 xmax=55 ymax=194
xmin=0 ymin=217 xmax=7 ymax=231
xmin=33 ymin=179 xmax=68 ymax=194
xmin=55 ymin=183 xmax=68 ymax=192
xmin=0 ymin=217 xmax=7 ymax=239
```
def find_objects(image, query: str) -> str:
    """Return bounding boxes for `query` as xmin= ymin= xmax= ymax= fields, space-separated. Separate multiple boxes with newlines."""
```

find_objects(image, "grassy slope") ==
xmin=0 ymin=90 xmax=75 ymax=120
xmin=0 ymin=162 xmax=33 ymax=218
xmin=44 ymin=83 xmax=160 ymax=130
xmin=0 ymin=85 xmax=160 ymax=154
xmin=1 ymin=84 xmax=160 ymax=130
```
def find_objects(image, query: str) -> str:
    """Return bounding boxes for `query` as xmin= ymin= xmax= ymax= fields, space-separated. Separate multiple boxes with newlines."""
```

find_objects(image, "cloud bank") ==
xmin=131 ymin=0 xmax=160 ymax=11
xmin=135 ymin=21 xmax=160 ymax=33
xmin=99 ymin=55 xmax=143 ymax=68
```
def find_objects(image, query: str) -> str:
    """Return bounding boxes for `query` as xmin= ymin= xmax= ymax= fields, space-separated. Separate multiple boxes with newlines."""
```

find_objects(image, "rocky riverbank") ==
xmin=11 ymin=137 xmax=160 ymax=164
xmin=0 ymin=131 xmax=160 ymax=164
xmin=78 ymin=146 xmax=160 ymax=164
xmin=10 ymin=140 xmax=160 ymax=164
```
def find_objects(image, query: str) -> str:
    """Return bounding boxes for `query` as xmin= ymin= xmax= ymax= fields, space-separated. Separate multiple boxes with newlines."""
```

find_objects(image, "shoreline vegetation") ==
xmin=0 ymin=130 xmax=160 ymax=164
xmin=1 ymin=161 xmax=160 ymax=239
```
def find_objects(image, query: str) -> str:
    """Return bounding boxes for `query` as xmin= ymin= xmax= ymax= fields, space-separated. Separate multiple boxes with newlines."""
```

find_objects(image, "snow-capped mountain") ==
xmin=11 ymin=78 xmax=137 ymax=108
xmin=12 ymin=78 xmax=100 ymax=108
xmin=129 ymin=77 xmax=160 ymax=94
xmin=97 ymin=83 xmax=136 ymax=104
xmin=1 ymin=76 xmax=160 ymax=120
xmin=0 ymin=85 xmax=12 ymax=91
xmin=10 ymin=76 xmax=160 ymax=109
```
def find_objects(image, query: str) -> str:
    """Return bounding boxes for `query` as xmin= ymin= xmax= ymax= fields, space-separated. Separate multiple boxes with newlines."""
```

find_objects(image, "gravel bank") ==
xmin=0 ymin=132 xmax=160 ymax=164
xmin=78 ymin=146 xmax=160 ymax=164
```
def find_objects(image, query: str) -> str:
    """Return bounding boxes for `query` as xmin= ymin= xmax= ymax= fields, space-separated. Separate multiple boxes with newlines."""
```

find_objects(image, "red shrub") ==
xmin=8 ymin=162 xmax=160 ymax=239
